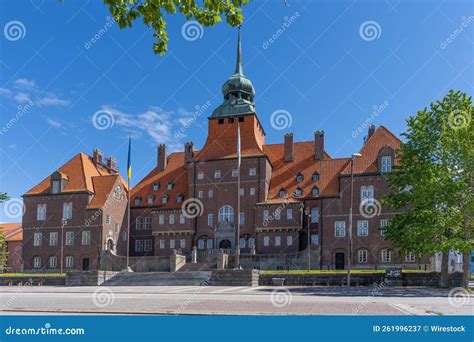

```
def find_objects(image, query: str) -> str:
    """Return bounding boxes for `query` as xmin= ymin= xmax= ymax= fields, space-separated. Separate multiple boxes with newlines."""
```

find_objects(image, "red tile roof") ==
xmin=24 ymin=153 xmax=127 ymax=209
xmin=0 ymin=223 xmax=23 ymax=242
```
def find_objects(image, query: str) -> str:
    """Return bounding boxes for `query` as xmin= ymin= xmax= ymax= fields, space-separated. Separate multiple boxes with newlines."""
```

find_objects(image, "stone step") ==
xmin=101 ymin=271 xmax=212 ymax=286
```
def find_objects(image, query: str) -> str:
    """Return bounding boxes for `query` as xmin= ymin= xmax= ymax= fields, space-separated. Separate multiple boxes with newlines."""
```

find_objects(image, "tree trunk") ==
xmin=440 ymin=251 xmax=449 ymax=287
xmin=462 ymin=249 xmax=470 ymax=288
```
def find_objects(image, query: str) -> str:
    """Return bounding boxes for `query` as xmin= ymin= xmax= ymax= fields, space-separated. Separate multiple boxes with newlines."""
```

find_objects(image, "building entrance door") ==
xmin=335 ymin=252 xmax=345 ymax=270
xmin=82 ymin=258 xmax=90 ymax=271
xmin=219 ymin=239 xmax=231 ymax=249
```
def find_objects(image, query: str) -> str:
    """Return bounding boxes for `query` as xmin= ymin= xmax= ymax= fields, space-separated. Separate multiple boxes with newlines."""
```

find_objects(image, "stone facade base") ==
xmin=211 ymin=269 xmax=260 ymax=286
xmin=65 ymin=271 xmax=119 ymax=286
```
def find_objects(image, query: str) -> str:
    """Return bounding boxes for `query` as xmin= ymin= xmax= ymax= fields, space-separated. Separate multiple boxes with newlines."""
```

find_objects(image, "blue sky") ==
xmin=0 ymin=0 xmax=472 ymax=222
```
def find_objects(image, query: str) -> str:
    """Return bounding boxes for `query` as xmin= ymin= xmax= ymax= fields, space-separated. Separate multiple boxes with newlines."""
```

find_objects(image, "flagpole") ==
xmin=236 ymin=124 xmax=241 ymax=269
xmin=126 ymin=135 xmax=131 ymax=271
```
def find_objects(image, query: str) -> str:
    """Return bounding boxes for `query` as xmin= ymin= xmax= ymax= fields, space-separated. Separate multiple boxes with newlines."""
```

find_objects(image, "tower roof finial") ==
xmin=235 ymin=27 xmax=243 ymax=75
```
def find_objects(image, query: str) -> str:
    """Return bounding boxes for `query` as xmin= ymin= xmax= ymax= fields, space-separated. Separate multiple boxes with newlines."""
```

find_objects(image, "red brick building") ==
xmin=0 ymin=223 xmax=23 ymax=273
xmin=128 ymin=33 xmax=429 ymax=270
xmin=21 ymin=151 xmax=128 ymax=272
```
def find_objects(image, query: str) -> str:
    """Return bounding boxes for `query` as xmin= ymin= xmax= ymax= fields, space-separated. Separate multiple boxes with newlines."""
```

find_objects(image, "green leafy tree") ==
xmin=0 ymin=231 xmax=7 ymax=272
xmin=384 ymin=90 xmax=473 ymax=287
xmin=0 ymin=193 xmax=8 ymax=202
xmin=103 ymin=0 xmax=252 ymax=54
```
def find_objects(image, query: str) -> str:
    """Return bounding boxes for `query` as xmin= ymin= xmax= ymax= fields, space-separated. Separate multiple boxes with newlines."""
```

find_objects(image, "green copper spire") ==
xmin=235 ymin=27 xmax=243 ymax=75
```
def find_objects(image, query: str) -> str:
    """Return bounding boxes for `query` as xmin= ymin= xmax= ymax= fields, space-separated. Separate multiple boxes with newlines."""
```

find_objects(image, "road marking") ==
xmin=389 ymin=303 xmax=429 ymax=315
xmin=166 ymin=286 xmax=201 ymax=293
xmin=211 ymin=287 xmax=247 ymax=294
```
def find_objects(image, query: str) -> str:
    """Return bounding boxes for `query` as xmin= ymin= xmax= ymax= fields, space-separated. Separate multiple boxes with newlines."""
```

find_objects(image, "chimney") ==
xmin=284 ymin=133 xmax=294 ymax=162
xmin=367 ymin=125 xmax=376 ymax=141
xmin=93 ymin=149 xmax=104 ymax=165
xmin=106 ymin=156 xmax=117 ymax=172
xmin=157 ymin=144 xmax=167 ymax=172
xmin=184 ymin=142 xmax=194 ymax=164
xmin=314 ymin=130 xmax=324 ymax=160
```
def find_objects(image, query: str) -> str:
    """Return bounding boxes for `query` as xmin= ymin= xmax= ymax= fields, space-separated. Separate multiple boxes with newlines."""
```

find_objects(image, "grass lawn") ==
xmin=262 ymin=269 xmax=433 ymax=275
xmin=0 ymin=273 xmax=65 ymax=277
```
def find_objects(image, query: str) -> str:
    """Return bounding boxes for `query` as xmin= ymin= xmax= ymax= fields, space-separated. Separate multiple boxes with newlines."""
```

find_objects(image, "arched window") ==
xmin=161 ymin=194 xmax=169 ymax=204
xmin=218 ymin=205 xmax=234 ymax=223
xmin=312 ymin=172 xmax=320 ymax=182
xmin=279 ymin=188 xmax=286 ymax=198
xmin=167 ymin=181 xmax=174 ymax=190
xmin=134 ymin=196 xmax=142 ymax=205
xmin=294 ymin=187 xmax=303 ymax=197
xmin=296 ymin=173 xmax=304 ymax=183
xmin=148 ymin=195 xmax=155 ymax=204
xmin=152 ymin=182 xmax=160 ymax=191
xmin=311 ymin=186 xmax=319 ymax=197
xmin=198 ymin=239 xmax=205 ymax=250
xmin=176 ymin=194 xmax=184 ymax=203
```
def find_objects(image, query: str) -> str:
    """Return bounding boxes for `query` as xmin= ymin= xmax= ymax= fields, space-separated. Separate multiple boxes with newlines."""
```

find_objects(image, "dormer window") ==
xmin=167 ymin=181 xmax=174 ymax=190
xmin=279 ymin=188 xmax=286 ymax=198
xmin=177 ymin=194 xmax=184 ymax=203
xmin=381 ymin=156 xmax=392 ymax=173
xmin=153 ymin=182 xmax=160 ymax=191
xmin=294 ymin=187 xmax=303 ymax=197
xmin=147 ymin=195 xmax=155 ymax=204
xmin=218 ymin=119 xmax=224 ymax=124
xmin=312 ymin=172 xmax=320 ymax=182
xmin=162 ymin=195 xmax=169 ymax=204
xmin=52 ymin=180 xmax=61 ymax=194
xmin=296 ymin=173 xmax=304 ymax=183
xmin=312 ymin=186 xmax=320 ymax=197
xmin=134 ymin=196 xmax=142 ymax=206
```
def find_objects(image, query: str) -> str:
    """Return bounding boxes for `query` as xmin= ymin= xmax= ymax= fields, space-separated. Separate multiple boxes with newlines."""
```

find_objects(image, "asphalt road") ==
xmin=1 ymin=286 xmax=472 ymax=316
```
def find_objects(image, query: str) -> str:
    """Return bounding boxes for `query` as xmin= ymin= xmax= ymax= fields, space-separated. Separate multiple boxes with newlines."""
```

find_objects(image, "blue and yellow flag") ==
xmin=127 ymin=135 xmax=132 ymax=181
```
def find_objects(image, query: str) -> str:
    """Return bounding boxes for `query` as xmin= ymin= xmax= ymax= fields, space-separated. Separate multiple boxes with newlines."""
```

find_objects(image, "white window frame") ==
xmin=232 ymin=169 xmax=238 ymax=177
xmin=239 ymin=212 xmax=245 ymax=225
xmin=263 ymin=236 xmax=270 ymax=247
xmin=33 ymin=232 xmax=42 ymax=246
xmin=49 ymin=232 xmax=58 ymax=246
xmin=218 ymin=205 xmax=234 ymax=223
xmin=263 ymin=210 xmax=269 ymax=221
xmin=208 ymin=189 xmax=214 ymax=198
xmin=159 ymin=240 xmax=165 ymax=249
xmin=275 ymin=236 xmax=281 ymax=246
xmin=358 ymin=250 xmax=368 ymax=263
xmin=381 ymin=156 xmax=392 ymax=173
xmin=274 ymin=210 xmax=281 ymax=220
xmin=207 ymin=214 xmax=214 ymax=227
xmin=135 ymin=240 xmax=144 ymax=252
xmin=136 ymin=217 xmax=144 ymax=229
xmin=381 ymin=249 xmax=392 ymax=263
xmin=49 ymin=256 xmax=57 ymax=268
xmin=37 ymin=204 xmax=46 ymax=221
xmin=180 ymin=239 xmax=186 ymax=249
xmin=144 ymin=217 xmax=152 ymax=229
xmin=214 ymin=170 xmax=221 ymax=179
xmin=361 ymin=185 xmax=374 ymax=203
xmin=198 ymin=191 xmax=203 ymax=199
xmin=357 ymin=220 xmax=369 ymax=237
xmin=250 ymin=187 xmax=256 ymax=196
xmin=65 ymin=231 xmax=74 ymax=246
xmin=286 ymin=209 xmax=292 ymax=220
xmin=405 ymin=251 xmax=415 ymax=262
xmin=197 ymin=171 xmax=204 ymax=180
xmin=52 ymin=180 xmax=61 ymax=194
xmin=249 ymin=168 xmax=256 ymax=176
xmin=179 ymin=214 xmax=185 ymax=224
xmin=380 ymin=219 xmax=389 ymax=236
xmin=335 ymin=221 xmax=346 ymax=237
xmin=106 ymin=214 xmax=111 ymax=224
xmin=65 ymin=256 xmax=73 ymax=268
xmin=170 ymin=239 xmax=176 ymax=249
xmin=287 ymin=235 xmax=293 ymax=246
xmin=169 ymin=214 xmax=175 ymax=224
xmin=82 ymin=231 xmax=91 ymax=245
xmin=310 ymin=208 xmax=320 ymax=223
xmin=33 ymin=256 xmax=41 ymax=269
xmin=63 ymin=202 xmax=72 ymax=220
xmin=159 ymin=215 xmax=164 ymax=225
xmin=144 ymin=239 xmax=153 ymax=252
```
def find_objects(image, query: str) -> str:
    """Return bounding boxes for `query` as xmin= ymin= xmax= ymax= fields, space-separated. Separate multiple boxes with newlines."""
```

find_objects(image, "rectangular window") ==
xmin=239 ymin=188 xmax=244 ymax=196
xmin=357 ymin=220 xmax=369 ymax=236
xmin=381 ymin=156 xmax=392 ymax=172
xmin=311 ymin=208 xmax=320 ymax=223
xmin=65 ymin=256 xmax=73 ymax=268
xmin=274 ymin=210 xmax=281 ymax=220
xmin=52 ymin=180 xmax=61 ymax=194
xmin=159 ymin=240 xmax=165 ymax=249
xmin=405 ymin=252 xmax=415 ymax=262
xmin=239 ymin=212 xmax=245 ymax=225
xmin=144 ymin=239 xmax=153 ymax=252
xmin=311 ymin=234 xmax=319 ymax=245
xmin=106 ymin=214 xmax=111 ymax=224
xmin=82 ymin=231 xmax=91 ymax=245
xmin=179 ymin=214 xmax=185 ymax=224
xmin=250 ymin=187 xmax=256 ymax=195
xmin=198 ymin=191 xmax=203 ymax=198
xmin=335 ymin=221 xmax=346 ymax=237
xmin=214 ymin=170 xmax=221 ymax=179
xmin=287 ymin=209 xmax=293 ymax=220
xmin=180 ymin=239 xmax=186 ymax=249
xmin=49 ymin=256 xmax=57 ymax=268
xmin=381 ymin=249 xmax=392 ymax=262
xmin=358 ymin=250 xmax=368 ymax=263
xmin=197 ymin=171 xmax=204 ymax=180
xmin=135 ymin=240 xmax=144 ymax=252
xmin=33 ymin=232 xmax=42 ymax=246
xmin=275 ymin=236 xmax=281 ymax=246
xmin=37 ymin=204 xmax=46 ymax=221
xmin=207 ymin=239 xmax=213 ymax=249
xmin=232 ymin=169 xmax=238 ymax=177
xmin=114 ymin=223 xmax=119 ymax=233
xmin=360 ymin=185 xmax=374 ymax=203
xmin=170 ymin=239 xmax=176 ymax=249
xmin=169 ymin=214 xmax=175 ymax=224
xmin=380 ymin=219 xmax=389 ymax=236
xmin=263 ymin=236 xmax=270 ymax=247
xmin=122 ymin=231 xmax=127 ymax=241
xmin=136 ymin=217 xmax=144 ymax=229
xmin=208 ymin=190 xmax=214 ymax=198
xmin=249 ymin=168 xmax=256 ymax=176
xmin=63 ymin=202 xmax=72 ymax=220
xmin=287 ymin=235 xmax=293 ymax=246
xmin=65 ymin=231 xmax=74 ymax=245
xmin=33 ymin=257 xmax=41 ymax=268
xmin=145 ymin=217 xmax=152 ymax=229
xmin=49 ymin=232 xmax=58 ymax=246
xmin=263 ymin=210 xmax=269 ymax=221
xmin=208 ymin=214 xmax=213 ymax=226
xmin=159 ymin=215 xmax=164 ymax=225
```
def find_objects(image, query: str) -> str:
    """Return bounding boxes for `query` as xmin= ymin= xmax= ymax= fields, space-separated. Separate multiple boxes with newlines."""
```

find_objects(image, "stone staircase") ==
xmin=178 ymin=262 xmax=216 ymax=272
xmin=101 ymin=271 xmax=212 ymax=286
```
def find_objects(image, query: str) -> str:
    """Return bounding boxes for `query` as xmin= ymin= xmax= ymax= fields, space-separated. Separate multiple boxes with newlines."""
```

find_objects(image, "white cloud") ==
xmin=0 ymin=88 xmax=12 ymax=97
xmin=1 ymin=78 xmax=69 ymax=107
xmin=13 ymin=78 xmax=37 ymax=91
xmin=37 ymin=93 xmax=70 ymax=107
xmin=46 ymin=118 xmax=63 ymax=128
xmin=13 ymin=92 xmax=31 ymax=103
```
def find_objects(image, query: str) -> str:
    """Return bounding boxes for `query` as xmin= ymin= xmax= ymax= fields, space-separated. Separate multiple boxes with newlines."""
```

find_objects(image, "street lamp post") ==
xmin=347 ymin=153 xmax=362 ymax=287
xmin=61 ymin=218 xmax=67 ymax=274
xmin=305 ymin=207 xmax=311 ymax=271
